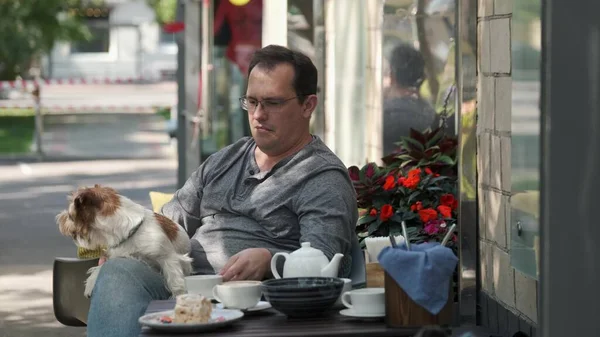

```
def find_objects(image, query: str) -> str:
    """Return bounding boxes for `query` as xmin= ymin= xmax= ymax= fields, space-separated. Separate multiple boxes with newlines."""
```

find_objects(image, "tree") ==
xmin=146 ymin=0 xmax=178 ymax=24
xmin=0 ymin=0 xmax=90 ymax=81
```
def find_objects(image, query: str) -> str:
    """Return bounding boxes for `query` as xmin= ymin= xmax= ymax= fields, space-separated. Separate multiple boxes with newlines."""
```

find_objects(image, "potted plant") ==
xmin=347 ymin=127 xmax=459 ymax=286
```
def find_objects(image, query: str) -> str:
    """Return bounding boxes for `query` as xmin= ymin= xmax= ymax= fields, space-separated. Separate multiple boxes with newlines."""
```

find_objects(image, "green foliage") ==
xmin=381 ymin=127 xmax=458 ymax=177
xmin=347 ymin=127 xmax=459 ymax=250
xmin=146 ymin=0 xmax=178 ymax=24
xmin=0 ymin=0 xmax=91 ymax=80
xmin=154 ymin=106 xmax=171 ymax=120
xmin=0 ymin=110 xmax=34 ymax=153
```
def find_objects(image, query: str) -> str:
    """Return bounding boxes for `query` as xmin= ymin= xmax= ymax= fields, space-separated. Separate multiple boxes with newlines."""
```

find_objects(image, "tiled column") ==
xmin=477 ymin=0 xmax=538 ymax=334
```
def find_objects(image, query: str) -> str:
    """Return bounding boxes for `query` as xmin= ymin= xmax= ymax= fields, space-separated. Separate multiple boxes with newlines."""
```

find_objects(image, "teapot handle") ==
xmin=270 ymin=252 xmax=289 ymax=279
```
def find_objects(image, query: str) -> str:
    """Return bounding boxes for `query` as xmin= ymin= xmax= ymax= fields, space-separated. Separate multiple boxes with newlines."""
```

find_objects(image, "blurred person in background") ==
xmin=383 ymin=43 xmax=437 ymax=155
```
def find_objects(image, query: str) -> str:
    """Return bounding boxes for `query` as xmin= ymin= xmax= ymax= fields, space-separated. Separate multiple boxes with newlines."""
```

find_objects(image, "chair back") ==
xmin=53 ymin=257 xmax=99 ymax=326
xmin=349 ymin=235 xmax=366 ymax=288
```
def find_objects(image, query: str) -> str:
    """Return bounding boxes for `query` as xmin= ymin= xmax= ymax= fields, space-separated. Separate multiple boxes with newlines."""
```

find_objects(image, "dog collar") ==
xmin=109 ymin=218 xmax=144 ymax=249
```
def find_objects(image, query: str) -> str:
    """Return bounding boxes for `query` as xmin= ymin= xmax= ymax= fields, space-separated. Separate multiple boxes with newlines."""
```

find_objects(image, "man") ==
xmin=86 ymin=45 xmax=358 ymax=337
xmin=383 ymin=43 xmax=437 ymax=155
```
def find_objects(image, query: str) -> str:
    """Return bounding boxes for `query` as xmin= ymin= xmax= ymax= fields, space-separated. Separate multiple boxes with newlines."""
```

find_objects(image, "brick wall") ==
xmin=476 ymin=0 xmax=538 ymax=334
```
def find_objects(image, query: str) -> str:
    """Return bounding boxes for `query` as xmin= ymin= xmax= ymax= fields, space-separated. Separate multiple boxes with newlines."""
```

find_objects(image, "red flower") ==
xmin=410 ymin=201 xmax=423 ymax=211
xmin=407 ymin=168 xmax=421 ymax=178
xmin=401 ymin=168 xmax=421 ymax=189
xmin=437 ymin=205 xmax=452 ymax=219
xmin=369 ymin=208 xmax=377 ymax=217
xmin=397 ymin=176 xmax=405 ymax=185
xmin=440 ymin=194 xmax=457 ymax=209
xmin=418 ymin=208 xmax=438 ymax=223
xmin=425 ymin=167 xmax=433 ymax=175
xmin=402 ymin=176 xmax=420 ymax=189
xmin=382 ymin=175 xmax=396 ymax=190
xmin=380 ymin=204 xmax=394 ymax=222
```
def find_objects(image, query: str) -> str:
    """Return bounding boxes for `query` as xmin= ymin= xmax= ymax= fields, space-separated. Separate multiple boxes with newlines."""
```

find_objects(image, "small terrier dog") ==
xmin=56 ymin=184 xmax=193 ymax=298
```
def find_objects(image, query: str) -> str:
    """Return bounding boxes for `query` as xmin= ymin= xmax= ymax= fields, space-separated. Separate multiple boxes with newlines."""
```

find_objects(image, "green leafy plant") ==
xmin=348 ymin=127 xmax=459 ymax=250
xmin=381 ymin=127 xmax=458 ymax=176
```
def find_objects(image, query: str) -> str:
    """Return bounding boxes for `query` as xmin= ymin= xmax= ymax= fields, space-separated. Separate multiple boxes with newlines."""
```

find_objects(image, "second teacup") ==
xmin=341 ymin=287 xmax=385 ymax=315
xmin=212 ymin=281 xmax=262 ymax=310
xmin=184 ymin=275 xmax=223 ymax=299
xmin=334 ymin=278 xmax=352 ymax=308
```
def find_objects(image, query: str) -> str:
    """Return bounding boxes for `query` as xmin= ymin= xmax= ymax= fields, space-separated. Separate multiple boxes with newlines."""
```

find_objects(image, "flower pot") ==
xmin=384 ymin=271 xmax=453 ymax=327
xmin=365 ymin=262 xmax=385 ymax=288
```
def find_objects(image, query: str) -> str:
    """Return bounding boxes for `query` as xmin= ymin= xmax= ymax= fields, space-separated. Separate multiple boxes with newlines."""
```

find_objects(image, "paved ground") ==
xmin=0 ymin=113 xmax=179 ymax=337
xmin=40 ymin=113 xmax=175 ymax=159
xmin=0 ymin=82 xmax=177 ymax=112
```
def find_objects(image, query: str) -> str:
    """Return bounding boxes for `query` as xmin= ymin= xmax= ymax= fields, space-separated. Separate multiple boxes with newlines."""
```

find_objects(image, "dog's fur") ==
xmin=56 ymin=184 xmax=193 ymax=298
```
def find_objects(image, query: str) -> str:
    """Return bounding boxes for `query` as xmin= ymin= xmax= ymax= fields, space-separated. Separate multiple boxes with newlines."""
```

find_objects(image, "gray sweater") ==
xmin=161 ymin=136 xmax=358 ymax=278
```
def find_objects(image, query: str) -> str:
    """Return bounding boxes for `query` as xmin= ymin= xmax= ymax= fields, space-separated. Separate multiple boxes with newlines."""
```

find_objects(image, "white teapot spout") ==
xmin=320 ymin=253 xmax=344 ymax=277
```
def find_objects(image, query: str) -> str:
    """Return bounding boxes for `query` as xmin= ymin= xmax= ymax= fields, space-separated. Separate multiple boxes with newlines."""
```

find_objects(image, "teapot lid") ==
xmin=290 ymin=242 xmax=325 ymax=258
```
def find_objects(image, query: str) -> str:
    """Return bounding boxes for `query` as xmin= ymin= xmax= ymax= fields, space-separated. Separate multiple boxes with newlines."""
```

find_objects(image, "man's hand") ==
xmin=219 ymin=248 xmax=272 ymax=281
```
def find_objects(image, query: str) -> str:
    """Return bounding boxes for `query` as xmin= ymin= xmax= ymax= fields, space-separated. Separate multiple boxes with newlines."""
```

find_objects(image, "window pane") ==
xmin=72 ymin=20 xmax=110 ymax=53
xmin=382 ymin=0 xmax=456 ymax=156
xmin=510 ymin=0 xmax=542 ymax=279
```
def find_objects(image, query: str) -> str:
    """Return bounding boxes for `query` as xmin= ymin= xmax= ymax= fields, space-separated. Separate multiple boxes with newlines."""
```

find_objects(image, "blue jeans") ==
xmin=87 ymin=258 xmax=171 ymax=337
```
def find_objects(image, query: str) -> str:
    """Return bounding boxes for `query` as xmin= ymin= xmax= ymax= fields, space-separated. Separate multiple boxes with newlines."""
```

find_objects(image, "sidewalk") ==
xmin=37 ymin=113 xmax=176 ymax=160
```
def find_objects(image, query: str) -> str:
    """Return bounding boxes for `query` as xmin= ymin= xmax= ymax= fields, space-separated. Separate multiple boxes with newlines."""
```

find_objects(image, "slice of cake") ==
xmin=173 ymin=294 xmax=212 ymax=324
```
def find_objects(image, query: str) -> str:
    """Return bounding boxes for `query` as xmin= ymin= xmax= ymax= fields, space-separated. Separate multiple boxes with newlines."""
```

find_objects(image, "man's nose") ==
xmin=252 ymin=104 xmax=267 ymax=120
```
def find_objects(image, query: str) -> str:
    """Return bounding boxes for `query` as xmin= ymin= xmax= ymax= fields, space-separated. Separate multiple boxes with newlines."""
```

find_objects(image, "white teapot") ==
xmin=270 ymin=242 xmax=344 ymax=279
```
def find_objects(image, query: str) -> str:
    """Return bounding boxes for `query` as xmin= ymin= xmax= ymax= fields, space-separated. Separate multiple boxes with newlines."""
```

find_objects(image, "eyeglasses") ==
xmin=239 ymin=96 xmax=301 ymax=113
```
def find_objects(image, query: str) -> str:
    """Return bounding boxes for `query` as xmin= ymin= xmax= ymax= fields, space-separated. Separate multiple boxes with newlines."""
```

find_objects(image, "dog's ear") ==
xmin=74 ymin=189 xmax=102 ymax=210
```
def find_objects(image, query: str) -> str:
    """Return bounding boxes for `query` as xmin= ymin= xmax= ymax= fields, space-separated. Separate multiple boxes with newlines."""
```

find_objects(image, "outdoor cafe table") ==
xmin=139 ymin=299 xmax=424 ymax=337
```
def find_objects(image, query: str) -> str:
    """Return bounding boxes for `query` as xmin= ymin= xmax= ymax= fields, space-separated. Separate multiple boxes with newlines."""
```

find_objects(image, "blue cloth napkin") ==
xmin=378 ymin=242 xmax=458 ymax=315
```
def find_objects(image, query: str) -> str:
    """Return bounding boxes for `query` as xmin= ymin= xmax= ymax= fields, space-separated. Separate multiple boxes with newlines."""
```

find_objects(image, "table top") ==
xmin=139 ymin=300 xmax=423 ymax=337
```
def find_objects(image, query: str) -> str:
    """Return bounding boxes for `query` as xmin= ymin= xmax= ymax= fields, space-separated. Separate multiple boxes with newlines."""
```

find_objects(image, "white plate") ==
xmin=216 ymin=301 xmax=272 ymax=312
xmin=139 ymin=308 xmax=244 ymax=333
xmin=339 ymin=308 xmax=385 ymax=319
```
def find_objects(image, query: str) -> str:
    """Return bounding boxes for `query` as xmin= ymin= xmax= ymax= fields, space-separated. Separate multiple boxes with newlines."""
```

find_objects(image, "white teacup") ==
xmin=212 ymin=281 xmax=262 ymax=310
xmin=341 ymin=287 xmax=385 ymax=315
xmin=184 ymin=275 xmax=223 ymax=299
xmin=334 ymin=278 xmax=352 ymax=308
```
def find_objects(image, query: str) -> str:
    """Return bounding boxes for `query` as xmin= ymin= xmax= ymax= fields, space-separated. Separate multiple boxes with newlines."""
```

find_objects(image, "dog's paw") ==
xmin=84 ymin=266 xmax=101 ymax=298
xmin=84 ymin=281 xmax=94 ymax=298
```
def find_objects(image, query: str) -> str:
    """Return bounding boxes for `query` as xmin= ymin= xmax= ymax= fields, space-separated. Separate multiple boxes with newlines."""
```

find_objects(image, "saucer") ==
xmin=216 ymin=301 xmax=271 ymax=312
xmin=139 ymin=308 xmax=243 ymax=333
xmin=339 ymin=308 xmax=385 ymax=319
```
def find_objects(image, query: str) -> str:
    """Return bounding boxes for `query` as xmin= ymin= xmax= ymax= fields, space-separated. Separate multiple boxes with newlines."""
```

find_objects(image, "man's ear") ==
xmin=301 ymin=94 xmax=318 ymax=118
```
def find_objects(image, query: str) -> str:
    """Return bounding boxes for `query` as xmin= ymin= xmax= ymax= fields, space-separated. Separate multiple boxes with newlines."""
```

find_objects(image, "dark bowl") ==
xmin=261 ymin=277 xmax=344 ymax=318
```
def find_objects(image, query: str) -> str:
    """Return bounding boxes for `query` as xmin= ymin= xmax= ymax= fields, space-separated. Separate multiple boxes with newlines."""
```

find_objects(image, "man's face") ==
xmin=245 ymin=63 xmax=313 ymax=156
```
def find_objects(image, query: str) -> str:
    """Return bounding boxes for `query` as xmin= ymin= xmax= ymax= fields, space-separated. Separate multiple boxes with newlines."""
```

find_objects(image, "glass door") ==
xmin=200 ymin=0 xmax=263 ymax=158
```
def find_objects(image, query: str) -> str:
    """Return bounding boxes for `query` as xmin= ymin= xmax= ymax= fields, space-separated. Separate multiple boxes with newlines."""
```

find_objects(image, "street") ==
xmin=0 ymin=113 xmax=179 ymax=336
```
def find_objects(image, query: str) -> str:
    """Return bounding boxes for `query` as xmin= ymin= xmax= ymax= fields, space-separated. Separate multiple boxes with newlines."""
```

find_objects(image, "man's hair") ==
xmin=389 ymin=43 xmax=426 ymax=89
xmin=248 ymin=45 xmax=317 ymax=102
